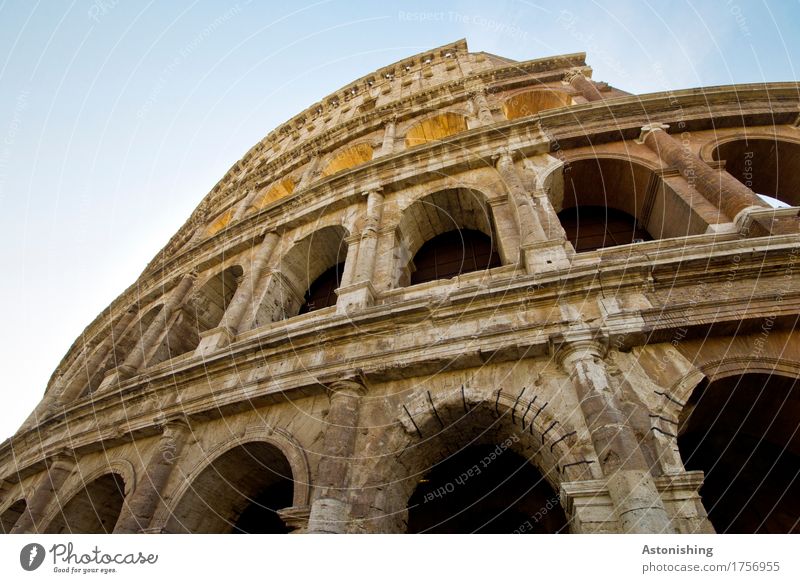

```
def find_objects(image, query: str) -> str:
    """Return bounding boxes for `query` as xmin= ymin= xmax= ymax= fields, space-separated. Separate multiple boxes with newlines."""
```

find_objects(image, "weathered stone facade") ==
xmin=2 ymin=40 xmax=799 ymax=534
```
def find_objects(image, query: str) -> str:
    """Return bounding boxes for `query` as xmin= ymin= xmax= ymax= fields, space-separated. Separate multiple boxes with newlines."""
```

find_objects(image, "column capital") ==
xmin=563 ymin=66 xmax=591 ymax=84
xmin=468 ymin=86 xmax=490 ymax=99
xmin=360 ymin=185 xmax=383 ymax=198
xmin=277 ymin=505 xmax=311 ymax=533
xmin=153 ymin=412 xmax=190 ymax=433
xmin=549 ymin=331 xmax=609 ymax=368
xmin=635 ymin=123 xmax=670 ymax=144
xmin=47 ymin=448 xmax=78 ymax=469
xmin=492 ymin=147 xmax=516 ymax=167
xmin=319 ymin=370 xmax=368 ymax=398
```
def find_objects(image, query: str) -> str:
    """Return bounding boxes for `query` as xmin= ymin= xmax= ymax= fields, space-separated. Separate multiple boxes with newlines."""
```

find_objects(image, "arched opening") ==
xmin=252 ymin=226 xmax=348 ymax=325
xmin=410 ymin=229 xmax=500 ymax=285
xmin=1 ymin=499 xmax=26 ymax=533
xmin=205 ymin=209 xmax=234 ymax=237
xmin=408 ymin=444 xmax=567 ymax=533
xmin=298 ymin=261 xmax=346 ymax=314
xmin=713 ymin=138 xmax=800 ymax=206
xmin=678 ymin=372 xmax=800 ymax=533
xmin=165 ymin=441 xmax=294 ymax=533
xmin=44 ymin=473 xmax=126 ymax=534
xmin=322 ymin=143 xmax=373 ymax=177
xmin=395 ymin=189 xmax=500 ymax=287
xmin=404 ymin=113 xmax=469 ymax=148
xmin=81 ymin=305 xmax=164 ymax=396
xmin=251 ymin=177 xmax=296 ymax=211
xmin=557 ymin=206 xmax=652 ymax=252
xmin=502 ymin=89 xmax=572 ymax=120
xmin=559 ymin=157 xmax=705 ymax=251
xmin=149 ymin=265 xmax=243 ymax=365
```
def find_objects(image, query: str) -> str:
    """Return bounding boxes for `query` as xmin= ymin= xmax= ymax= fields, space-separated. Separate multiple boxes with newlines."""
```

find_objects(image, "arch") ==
xmin=43 ymin=472 xmax=127 ymax=534
xmin=80 ymin=304 xmax=164 ymax=396
xmin=358 ymin=385 xmax=585 ymax=533
xmin=404 ymin=112 xmax=469 ymax=148
xmin=407 ymin=444 xmax=568 ymax=533
xmin=677 ymin=371 xmax=800 ymax=533
xmin=252 ymin=225 xmax=348 ymax=324
xmin=557 ymin=206 xmax=652 ymax=252
xmin=560 ymin=157 xmax=706 ymax=251
xmin=321 ymin=142 xmax=373 ymax=177
xmin=712 ymin=137 xmax=800 ymax=206
xmin=251 ymin=176 xmax=296 ymax=211
xmin=149 ymin=265 xmax=243 ymax=365
xmin=205 ymin=208 xmax=234 ymax=237
xmin=393 ymin=188 xmax=501 ymax=287
xmin=0 ymin=499 xmax=26 ymax=533
xmin=163 ymin=439 xmax=297 ymax=533
xmin=409 ymin=229 xmax=500 ymax=286
xmin=502 ymin=89 xmax=573 ymax=120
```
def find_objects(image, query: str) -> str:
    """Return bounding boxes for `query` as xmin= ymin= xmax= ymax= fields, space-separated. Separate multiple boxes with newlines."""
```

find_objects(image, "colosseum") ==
xmin=1 ymin=39 xmax=798 ymax=535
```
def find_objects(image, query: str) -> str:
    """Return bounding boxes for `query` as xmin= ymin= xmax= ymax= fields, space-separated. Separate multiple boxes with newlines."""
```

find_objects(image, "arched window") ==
xmin=408 ymin=444 xmax=567 ymax=533
xmin=149 ymin=266 xmax=243 ymax=366
xmin=713 ymin=138 xmax=800 ymax=207
xmin=502 ymin=89 xmax=572 ymax=120
xmin=404 ymin=113 xmax=469 ymax=148
xmin=44 ymin=473 xmax=126 ymax=534
xmin=0 ymin=499 xmax=26 ymax=533
xmin=410 ymin=229 xmax=500 ymax=285
xmin=322 ymin=143 xmax=373 ymax=177
xmin=298 ymin=262 xmax=346 ymax=314
xmin=558 ymin=157 xmax=704 ymax=251
xmin=251 ymin=177 xmax=296 ymax=211
xmin=165 ymin=442 xmax=294 ymax=533
xmin=395 ymin=189 xmax=500 ymax=287
xmin=252 ymin=226 xmax=348 ymax=325
xmin=557 ymin=206 xmax=652 ymax=252
xmin=678 ymin=372 xmax=800 ymax=533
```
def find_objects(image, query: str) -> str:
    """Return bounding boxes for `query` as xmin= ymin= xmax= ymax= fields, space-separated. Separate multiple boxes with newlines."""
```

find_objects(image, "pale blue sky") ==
xmin=0 ymin=0 xmax=798 ymax=439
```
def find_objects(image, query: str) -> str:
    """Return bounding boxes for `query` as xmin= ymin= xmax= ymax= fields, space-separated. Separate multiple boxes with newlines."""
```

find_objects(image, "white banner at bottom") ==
xmin=1 ymin=534 xmax=797 ymax=582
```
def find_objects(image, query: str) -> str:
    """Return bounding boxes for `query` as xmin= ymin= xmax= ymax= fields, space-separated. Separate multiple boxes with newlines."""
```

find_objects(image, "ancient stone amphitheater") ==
xmin=2 ymin=40 xmax=798 ymax=535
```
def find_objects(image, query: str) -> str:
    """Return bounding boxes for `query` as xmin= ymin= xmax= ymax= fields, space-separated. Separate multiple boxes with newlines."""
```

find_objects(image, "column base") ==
xmin=560 ymin=470 xmax=714 ymax=533
xmin=335 ymin=281 xmax=377 ymax=314
xmin=194 ymin=326 xmax=236 ymax=357
xmin=736 ymin=205 xmax=800 ymax=237
xmin=277 ymin=505 xmax=311 ymax=533
xmin=520 ymin=240 xmax=572 ymax=275
xmin=96 ymin=364 xmax=138 ymax=393
xmin=704 ymin=222 xmax=738 ymax=235
xmin=307 ymin=498 xmax=350 ymax=534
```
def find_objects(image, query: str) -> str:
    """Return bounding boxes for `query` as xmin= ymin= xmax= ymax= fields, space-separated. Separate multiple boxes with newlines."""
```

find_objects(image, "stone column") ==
xmin=378 ymin=119 xmax=396 ymax=157
xmin=106 ymin=272 xmax=196 ymax=384
xmin=555 ymin=336 xmax=674 ymax=533
xmin=471 ymin=89 xmax=494 ymax=125
xmin=231 ymin=188 xmax=259 ymax=221
xmin=564 ymin=67 xmax=603 ymax=102
xmin=336 ymin=189 xmax=384 ymax=312
xmin=638 ymin=123 xmax=768 ymax=224
xmin=113 ymin=417 xmax=191 ymax=533
xmin=51 ymin=307 xmax=139 ymax=405
xmin=195 ymin=232 xmax=280 ymax=355
xmin=337 ymin=235 xmax=361 ymax=289
xmin=495 ymin=150 xmax=569 ymax=273
xmin=307 ymin=375 xmax=367 ymax=533
xmin=11 ymin=451 xmax=76 ymax=533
